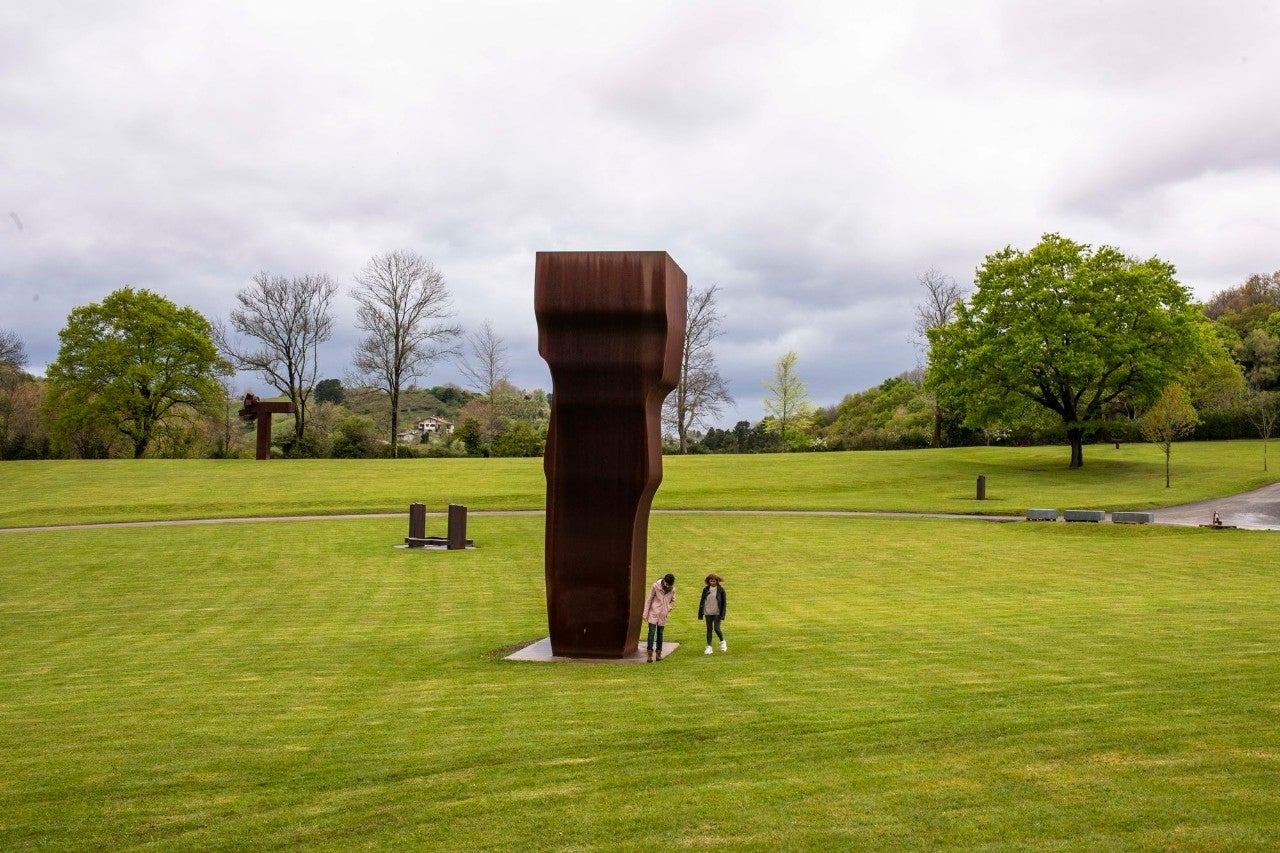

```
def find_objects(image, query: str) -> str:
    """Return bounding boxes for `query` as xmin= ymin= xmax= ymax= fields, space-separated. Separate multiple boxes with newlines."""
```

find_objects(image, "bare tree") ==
xmin=762 ymin=350 xmax=811 ymax=451
xmin=663 ymin=284 xmax=734 ymax=453
xmin=1245 ymin=388 xmax=1280 ymax=472
xmin=351 ymin=251 xmax=461 ymax=456
xmin=912 ymin=267 xmax=966 ymax=448
xmin=0 ymin=329 xmax=27 ymax=371
xmin=456 ymin=319 xmax=512 ymax=453
xmin=0 ymin=329 xmax=33 ymax=456
xmin=215 ymin=271 xmax=337 ymax=446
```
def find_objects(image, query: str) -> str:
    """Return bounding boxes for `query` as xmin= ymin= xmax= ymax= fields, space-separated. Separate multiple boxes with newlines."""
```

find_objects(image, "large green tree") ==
xmin=928 ymin=234 xmax=1200 ymax=468
xmin=47 ymin=288 xmax=225 ymax=458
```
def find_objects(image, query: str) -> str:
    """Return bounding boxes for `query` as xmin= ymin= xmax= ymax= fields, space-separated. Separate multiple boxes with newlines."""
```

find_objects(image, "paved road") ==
xmin=1150 ymin=481 xmax=1280 ymax=531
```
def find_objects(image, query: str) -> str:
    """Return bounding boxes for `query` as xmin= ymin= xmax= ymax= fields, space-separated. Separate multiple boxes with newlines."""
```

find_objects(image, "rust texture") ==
xmin=405 ymin=503 xmax=474 ymax=549
xmin=447 ymin=504 xmax=468 ymax=551
xmin=237 ymin=393 xmax=295 ymax=460
xmin=535 ymin=251 xmax=686 ymax=658
xmin=407 ymin=502 xmax=427 ymax=543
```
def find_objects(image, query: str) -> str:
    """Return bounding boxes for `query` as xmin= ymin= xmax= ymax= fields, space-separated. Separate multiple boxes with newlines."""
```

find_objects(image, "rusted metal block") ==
xmin=535 ymin=251 xmax=686 ymax=658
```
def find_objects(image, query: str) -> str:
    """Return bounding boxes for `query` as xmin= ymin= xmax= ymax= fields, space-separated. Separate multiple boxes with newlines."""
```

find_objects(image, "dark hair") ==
xmin=663 ymin=573 xmax=675 ymax=585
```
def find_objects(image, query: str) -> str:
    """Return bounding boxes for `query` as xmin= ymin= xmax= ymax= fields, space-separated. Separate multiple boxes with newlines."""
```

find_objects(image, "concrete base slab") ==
xmin=505 ymin=637 xmax=679 ymax=663
xmin=393 ymin=543 xmax=476 ymax=550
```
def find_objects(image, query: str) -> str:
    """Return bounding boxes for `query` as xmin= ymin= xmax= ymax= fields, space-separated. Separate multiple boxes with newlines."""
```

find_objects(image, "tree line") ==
xmin=701 ymin=234 xmax=1277 ymax=475
xmin=0 ymin=251 xmax=552 ymax=459
xmin=3 ymin=236 xmax=1278 ymax=466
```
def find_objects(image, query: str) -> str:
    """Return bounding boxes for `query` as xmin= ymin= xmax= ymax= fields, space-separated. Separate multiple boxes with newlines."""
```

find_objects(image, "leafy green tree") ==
xmin=824 ymin=375 xmax=932 ymax=450
xmin=46 ymin=288 xmax=225 ymax=458
xmin=330 ymin=414 xmax=381 ymax=459
xmin=928 ymin=234 xmax=1200 ymax=468
xmin=1140 ymin=383 xmax=1198 ymax=488
xmin=762 ymin=351 xmax=812 ymax=451
xmin=454 ymin=417 xmax=485 ymax=457
xmin=1185 ymin=318 xmax=1247 ymax=411
xmin=314 ymin=378 xmax=345 ymax=405
xmin=1203 ymin=270 xmax=1280 ymax=335
xmin=1233 ymin=328 xmax=1279 ymax=389
xmin=491 ymin=420 xmax=545 ymax=457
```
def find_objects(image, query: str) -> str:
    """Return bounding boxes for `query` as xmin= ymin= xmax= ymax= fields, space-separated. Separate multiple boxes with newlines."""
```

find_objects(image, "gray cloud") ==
xmin=4 ymin=0 xmax=1279 ymax=426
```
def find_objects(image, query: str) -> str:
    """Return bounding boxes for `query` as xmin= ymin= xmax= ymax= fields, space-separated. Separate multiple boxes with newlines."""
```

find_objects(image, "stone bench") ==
xmin=1063 ymin=509 xmax=1106 ymax=522
xmin=1026 ymin=508 xmax=1059 ymax=521
xmin=1111 ymin=511 xmax=1154 ymax=524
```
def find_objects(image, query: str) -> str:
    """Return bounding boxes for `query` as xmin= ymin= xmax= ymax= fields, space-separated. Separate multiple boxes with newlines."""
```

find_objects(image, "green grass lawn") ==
xmin=1 ymin=440 xmax=1277 ymax=528
xmin=2 ymin=514 xmax=1278 ymax=849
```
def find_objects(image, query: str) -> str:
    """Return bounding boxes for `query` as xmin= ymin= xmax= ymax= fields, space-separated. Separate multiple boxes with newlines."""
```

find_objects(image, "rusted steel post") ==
xmin=447 ymin=504 xmax=467 ymax=551
xmin=407 ymin=502 xmax=427 ymax=546
xmin=237 ymin=393 xmax=296 ymax=460
xmin=254 ymin=415 xmax=273 ymax=460
xmin=535 ymin=251 xmax=686 ymax=658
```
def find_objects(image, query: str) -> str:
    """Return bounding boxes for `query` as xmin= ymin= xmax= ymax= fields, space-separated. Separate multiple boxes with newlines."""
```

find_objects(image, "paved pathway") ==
xmin=0 ymin=508 xmax=1023 ymax=534
xmin=4 ymin=487 xmax=1280 ymax=533
xmin=1149 ymin=481 xmax=1280 ymax=531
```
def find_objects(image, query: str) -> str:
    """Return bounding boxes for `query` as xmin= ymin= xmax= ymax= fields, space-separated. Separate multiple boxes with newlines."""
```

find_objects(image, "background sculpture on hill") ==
xmin=238 ymin=393 xmax=295 ymax=460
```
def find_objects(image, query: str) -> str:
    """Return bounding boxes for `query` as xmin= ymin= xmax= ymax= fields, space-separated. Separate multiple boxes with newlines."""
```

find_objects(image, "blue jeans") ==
xmin=646 ymin=623 xmax=665 ymax=652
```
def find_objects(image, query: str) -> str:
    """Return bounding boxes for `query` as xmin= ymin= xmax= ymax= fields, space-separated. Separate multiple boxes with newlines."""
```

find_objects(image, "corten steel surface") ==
xmin=535 ymin=251 xmax=686 ymax=658
xmin=404 ymin=503 xmax=476 ymax=549
xmin=237 ymin=393 xmax=296 ymax=460
xmin=447 ymin=504 xmax=468 ymax=551
xmin=406 ymin=502 xmax=427 ymax=547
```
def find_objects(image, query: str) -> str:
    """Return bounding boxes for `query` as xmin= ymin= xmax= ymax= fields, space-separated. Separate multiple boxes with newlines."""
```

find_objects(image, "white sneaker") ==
xmin=704 ymin=645 xmax=713 ymax=655
xmin=720 ymin=640 xmax=728 ymax=652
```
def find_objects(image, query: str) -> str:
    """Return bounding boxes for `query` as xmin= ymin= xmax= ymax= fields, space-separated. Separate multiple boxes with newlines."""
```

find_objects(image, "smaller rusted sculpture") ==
xmin=237 ymin=392 xmax=295 ymax=460
xmin=405 ymin=503 xmax=473 ymax=549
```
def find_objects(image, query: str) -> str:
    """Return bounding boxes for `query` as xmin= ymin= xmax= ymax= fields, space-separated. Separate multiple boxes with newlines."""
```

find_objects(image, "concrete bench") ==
xmin=1112 ymin=511 xmax=1154 ymax=524
xmin=1063 ymin=509 xmax=1106 ymax=522
xmin=1026 ymin=508 xmax=1059 ymax=521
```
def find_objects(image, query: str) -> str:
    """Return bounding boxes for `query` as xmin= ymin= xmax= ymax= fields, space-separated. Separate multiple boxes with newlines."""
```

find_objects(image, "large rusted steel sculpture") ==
xmin=535 ymin=251 xmax=686 ymax=658
xmin=237 ymin=393 xmax=295 ymax=460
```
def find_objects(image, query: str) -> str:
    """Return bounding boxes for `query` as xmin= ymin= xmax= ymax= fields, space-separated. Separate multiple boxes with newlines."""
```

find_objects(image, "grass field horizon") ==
xmin=3 ymin=442 xmax=1278 ymax=848
xmin=2 ymin=440 xmax=1277 ymax=529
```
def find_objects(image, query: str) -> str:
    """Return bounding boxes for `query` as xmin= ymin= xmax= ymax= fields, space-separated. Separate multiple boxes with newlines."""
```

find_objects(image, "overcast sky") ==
xmin=4 ymin=1 xmax=1279 ymax=425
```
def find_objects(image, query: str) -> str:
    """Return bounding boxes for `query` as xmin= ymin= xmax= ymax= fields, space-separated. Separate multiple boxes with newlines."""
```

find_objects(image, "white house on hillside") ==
xmin=416 ymin=416 xmax=454 ymax=435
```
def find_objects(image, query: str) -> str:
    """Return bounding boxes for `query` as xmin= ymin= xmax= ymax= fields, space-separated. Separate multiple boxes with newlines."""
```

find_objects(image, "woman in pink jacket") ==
xmin=643 ymin=573 xmax=676 ymax=662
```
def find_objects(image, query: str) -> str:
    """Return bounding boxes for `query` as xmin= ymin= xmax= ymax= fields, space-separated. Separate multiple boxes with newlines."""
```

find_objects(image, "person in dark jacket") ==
xmin=697 ymin=573 xmax=727 ymax=655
